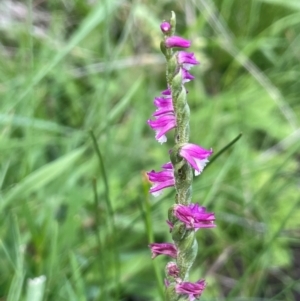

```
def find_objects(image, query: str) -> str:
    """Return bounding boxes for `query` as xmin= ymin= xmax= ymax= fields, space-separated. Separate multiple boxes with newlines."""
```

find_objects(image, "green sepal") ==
xmin=174 ymin=162 xmax=193 ymax=192
xmin=170 ymin=144 xmax=182 ymax=165
xmin=168 ymin=205 xmax=177 ymax=225
xmin=175 ymin=87 xmax=190 ymax=143
xmin=167 ymin=54 xmax=178 ymax=84
xmin=170 ymin=145 xmax=193 ymax=204
xmin=165 ymin=283 xmax=178 ymax=301
xmin=170 ymin=11 xmax=176 ymax=36
xmin=171 ymin=69 xmax=183 ymax=101
xmin=160 ymin=41 xmax=168 ymax=57
xmin=176 ymin=88 xmax=189 ymax=117
xmin=172 ymin=221 xmax=186 ymax=241
xmin=176 ymin=230 xmax=198 ymax=280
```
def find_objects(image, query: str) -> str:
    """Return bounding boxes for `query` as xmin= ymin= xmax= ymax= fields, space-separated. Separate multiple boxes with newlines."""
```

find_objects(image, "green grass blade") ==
xmin=13 ymin=0 xmax=120 ymax=109
xmin=1 ymin=148 xmax=85 ymax=212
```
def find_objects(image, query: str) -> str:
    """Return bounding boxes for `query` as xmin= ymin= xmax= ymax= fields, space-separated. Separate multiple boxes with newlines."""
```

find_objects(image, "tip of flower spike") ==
xmin=160 ymin=21 xmax=171 ymax=33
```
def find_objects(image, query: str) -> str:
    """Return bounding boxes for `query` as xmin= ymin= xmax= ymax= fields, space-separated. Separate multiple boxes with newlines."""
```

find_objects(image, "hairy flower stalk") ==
xmin=147 ymin=12 xmax=215 ymax=301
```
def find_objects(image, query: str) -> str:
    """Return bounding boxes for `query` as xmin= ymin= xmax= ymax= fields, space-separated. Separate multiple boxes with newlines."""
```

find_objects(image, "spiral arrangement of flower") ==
xmin=146 ymin=12 xmax=216 ymax=301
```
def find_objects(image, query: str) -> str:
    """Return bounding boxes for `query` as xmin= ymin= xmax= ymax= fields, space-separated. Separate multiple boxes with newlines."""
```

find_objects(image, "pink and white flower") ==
xmin=153 ymin=94 xmax=174 ymax=117
xmin=165 ymin=36 xmax=191 ymax=48
xmin=174 ymin=203 xmax=215 ymax=230
xmin=147 ymin=162 xmax=175 ymax=196
xmin=149 ymin=242 xmax=177 ymax=259
xmin=147 ymin=114 xmax=176 ymax=144
xmin=175 ymin=279 xmax=206 ymax=301
xmin=181 ymin=68 xmax=195 ymax=83
xmin=177 ymin=51 xmax=200 ymax=70
xmin=180 ymin=143 xmax=213 ymax=176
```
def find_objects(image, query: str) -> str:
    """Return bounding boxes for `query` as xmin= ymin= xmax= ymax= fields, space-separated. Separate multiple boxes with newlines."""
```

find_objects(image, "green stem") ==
xmin=162 ymin=11 xmax=197 ymax=301
xmin=92 ymin=179 xmax=107 ymax=301
xmin=89 ymin=129 xmax=121 ymax=299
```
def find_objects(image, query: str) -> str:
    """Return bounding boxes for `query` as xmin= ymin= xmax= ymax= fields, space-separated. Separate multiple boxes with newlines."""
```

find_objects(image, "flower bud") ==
xmin=160 ymin=21 xmax=171 ymax=33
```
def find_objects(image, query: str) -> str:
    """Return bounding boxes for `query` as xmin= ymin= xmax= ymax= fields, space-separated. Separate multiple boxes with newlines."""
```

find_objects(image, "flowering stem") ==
xmin=147 ymin=11 xmax=215 ymax=301
xmin=161 ymin=12 xmax=198 ymax=300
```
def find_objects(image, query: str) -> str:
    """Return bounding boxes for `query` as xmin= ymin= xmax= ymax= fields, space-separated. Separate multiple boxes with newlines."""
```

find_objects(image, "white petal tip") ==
xmin=151 ymin=191 xmax=162 ymax=197
xmin=157 ymin=135 xmax=167 ymax=144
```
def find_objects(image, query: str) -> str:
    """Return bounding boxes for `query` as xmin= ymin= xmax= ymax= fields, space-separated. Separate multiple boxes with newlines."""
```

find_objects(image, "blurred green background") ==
xmin=0 ymin=0 xmax=299 ymax=300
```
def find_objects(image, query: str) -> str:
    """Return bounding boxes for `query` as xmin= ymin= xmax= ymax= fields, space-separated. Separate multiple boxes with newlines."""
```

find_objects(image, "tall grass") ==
xmin=0 ymin=0 xmax=299 ymax=300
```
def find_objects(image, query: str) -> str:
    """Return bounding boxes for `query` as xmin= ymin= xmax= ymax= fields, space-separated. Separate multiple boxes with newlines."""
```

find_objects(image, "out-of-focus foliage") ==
xmin=0 ymin=0 xmax=299 ymax=300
